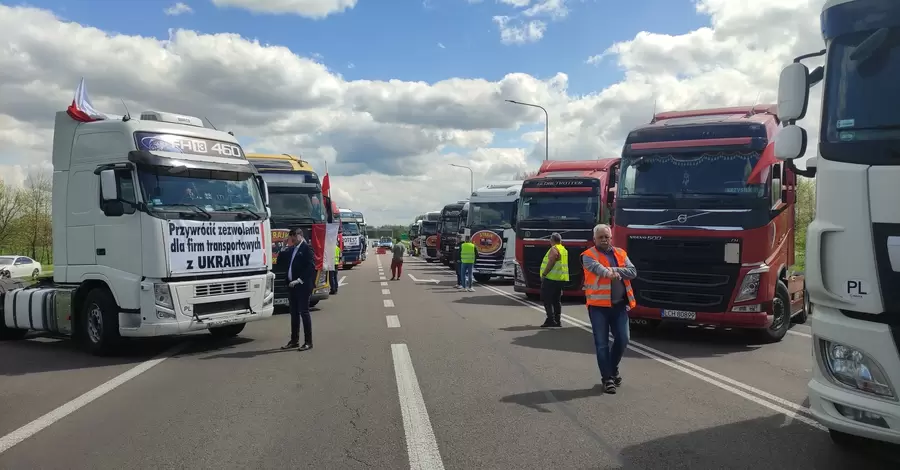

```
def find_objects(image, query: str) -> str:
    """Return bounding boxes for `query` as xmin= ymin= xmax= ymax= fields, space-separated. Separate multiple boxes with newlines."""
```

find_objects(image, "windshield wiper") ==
xmin=682 ymin=191 xmax=742 ymax=197
xmin=158 ymin=203 xmax=212 ymax=219
xmin=224 ymin=206 xmax=262 ymax=220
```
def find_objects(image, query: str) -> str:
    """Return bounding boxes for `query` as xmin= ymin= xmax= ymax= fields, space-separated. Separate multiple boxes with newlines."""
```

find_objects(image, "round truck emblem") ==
xmin=426 ymin=235 xmax=438 ymax=247
xmin=676 ymin=214 xmax=688 ymax=223
xmin=471 ymin=230 xmax=502 ymax=255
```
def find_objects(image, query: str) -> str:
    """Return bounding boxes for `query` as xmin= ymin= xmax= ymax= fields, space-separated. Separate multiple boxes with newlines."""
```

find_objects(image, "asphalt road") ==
xmin=1 ymin=248 xmax=898 ymax=469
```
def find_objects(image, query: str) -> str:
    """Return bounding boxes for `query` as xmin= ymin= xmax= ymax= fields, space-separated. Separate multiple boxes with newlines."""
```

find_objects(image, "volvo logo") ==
xmin=676 ymin=214 xmax=688 ymax=224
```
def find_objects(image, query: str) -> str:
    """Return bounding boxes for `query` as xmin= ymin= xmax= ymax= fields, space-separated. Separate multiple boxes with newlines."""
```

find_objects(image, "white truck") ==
xmin=775 ymin=0 xmax=900 ymax=446
xmin=0 ymin=104 xmax=275 ymax=355
xmin=466 ymin=182 xmax=523 ymax=282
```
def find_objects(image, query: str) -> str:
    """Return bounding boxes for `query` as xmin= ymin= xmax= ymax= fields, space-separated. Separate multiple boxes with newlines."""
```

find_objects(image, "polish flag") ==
xmin=321 ymin=160 xmax=331 ymax=198
xmin=66 ymin=78 xmax=120 ymax=122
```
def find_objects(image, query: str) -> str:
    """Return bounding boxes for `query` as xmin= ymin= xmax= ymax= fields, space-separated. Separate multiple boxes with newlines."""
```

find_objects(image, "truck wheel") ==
xmin=208 ymin=323 xmax=246 ymax=338
xmin=79 ymin=288 xmax=122 ymax=356
xmin=343 ymin=264 xmax=354 ymax=270
xmin=474 ymin=274 xmax=492 ymax=283
xmin=525 ymin=293 xmax=540 ymax=301
xmin=309 ymin=299 xmax=319 ymax=308
xmin=0 ymin=324 xmax=28 ymax=340
xmin=756 ymin=280 xmax=791 ymax=343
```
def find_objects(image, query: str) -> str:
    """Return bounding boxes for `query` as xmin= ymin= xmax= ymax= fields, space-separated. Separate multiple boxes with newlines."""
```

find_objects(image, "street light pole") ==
xmin=505 ymin=99 xmax=549 ymax=160
xmin=449 ymin=163 xmax=474 ymax=195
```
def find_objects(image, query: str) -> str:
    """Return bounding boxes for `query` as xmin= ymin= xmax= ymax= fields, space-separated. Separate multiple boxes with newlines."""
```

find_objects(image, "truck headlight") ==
xmin=734 ymin=273 xmax=759 ymax=303
xmin=819 ymin=339 xmax=894 ymax=398
xmin=265 ymin=273 xmax=275 ymax=295
xmin=153 ymin=283 xmax=174 ymax=309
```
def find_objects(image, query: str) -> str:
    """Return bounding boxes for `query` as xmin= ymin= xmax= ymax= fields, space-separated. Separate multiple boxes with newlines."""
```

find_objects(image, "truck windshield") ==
xmin=138 ymin=167 xmax=266 ymax=218
xmin=824 ymin=27 xmax=900 ymax=145
xmin=441 ymin=216 xmax=461 ymax=233
xmin=618 ymin=152 xmax=767 ymax=198
xmin=468 ymin=202 xmax=515 ymax=229
xmin=421 ymin=221 xmax=438 ymax=235
xmin=267 ymin=187 xmax=326 ymax=222
xmin=342 ymin=222 xmax=360 ymax=235
xmin=520 ymin=193 xmax=598 ymax=222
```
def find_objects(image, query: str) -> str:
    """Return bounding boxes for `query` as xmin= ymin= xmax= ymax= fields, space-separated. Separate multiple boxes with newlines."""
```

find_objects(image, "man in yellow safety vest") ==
xmin=330 ymin=238 xmax=341 ymax=295
xmin=459 ymin=235 xmax=476 ymax=292
xmin=581 ymin=224 xmax=637 ymax=394
xmin=539 ymin=232 xmax=569 ymax=328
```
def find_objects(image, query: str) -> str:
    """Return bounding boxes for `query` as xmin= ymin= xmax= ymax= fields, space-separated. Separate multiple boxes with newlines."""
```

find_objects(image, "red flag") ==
xmin=321 ymin=173 xmax=331 ymax=198
xmin=746 ymin=142 xmax=776 ymax=184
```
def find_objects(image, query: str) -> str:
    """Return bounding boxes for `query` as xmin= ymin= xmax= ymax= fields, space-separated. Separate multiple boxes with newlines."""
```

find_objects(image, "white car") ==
xmin=0 ymin=256 xmax=43 ymax=280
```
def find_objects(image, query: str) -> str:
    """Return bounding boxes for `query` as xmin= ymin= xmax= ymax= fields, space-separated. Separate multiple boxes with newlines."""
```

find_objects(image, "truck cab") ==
xmin=515 ymin=160 xmax=619 ymax=299
xmin=775 ymin=0 xmax=900 ymax=446
xmin=613 ymin=105 xmax=804 ymax=342
xmin=246 ymin=153 xmax=332 ymax=308
xmin=466 ymin=182 xmax=523 ymax=282
xmin=338 ymin=208 xmax=364 ymax=269
xmin=419 ymin=211 xmax=442 ymax=262
xmin=439 ymin=200 xmax=467 ymax=266
xmin=1 ymin=106 xmax=275 ymax=354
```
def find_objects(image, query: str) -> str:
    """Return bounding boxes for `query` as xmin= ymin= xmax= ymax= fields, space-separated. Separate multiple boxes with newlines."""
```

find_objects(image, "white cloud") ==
xmin=499 ymin=0 xmax=531 ymax=7
xmin=522 ymin=0 xmax=568 ymax=19
xmin=164 ymin=2 xmax=193 ymax=16
xmin=0 ymin=1 xmax=826 ymax=225
xmin=492 ymin=16 xmax=546 ymax=45
xmin=210 ymin=0 xmax=357 ymax=18
xmin=437 ymin=42 xmax=445 ymax=49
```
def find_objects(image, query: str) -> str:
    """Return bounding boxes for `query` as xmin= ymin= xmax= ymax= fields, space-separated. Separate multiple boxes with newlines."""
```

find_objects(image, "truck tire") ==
xmin=309 ymin=299 xmax=319 ymax=308
xmin=525 ymin=293 xmax=540 ymax=301
xmin=208 ymin=323 xmax=245 ymax=338
xmin=756 ymin=280 xmax=791 ymax=343
xmin=79 ymin=288 xmax=122 ymax=356
xmin=343 ymin=264 xmax=355 ymax=270
xmin=474 ymin=273 xmax=492 ymax=283
xmin=793 ymin=283 xmax=809 ymax=324
xmin=0 ymin=324 xmax=28 ymax=340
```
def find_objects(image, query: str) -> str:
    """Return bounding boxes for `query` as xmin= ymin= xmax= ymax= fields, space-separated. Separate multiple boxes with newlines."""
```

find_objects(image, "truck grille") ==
xmin=427 ymin=248 xmax=438 ymax=257
xmin=522 ymin=244 xmax=587 ymax=291
xmin=626 ymin=237 xmax=739 ymax=312
xmin=195 ymin=281 xmax=250 ymax=297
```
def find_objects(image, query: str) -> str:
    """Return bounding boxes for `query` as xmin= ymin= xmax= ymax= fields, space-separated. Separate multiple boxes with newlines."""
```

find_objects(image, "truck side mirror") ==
xmin=100 ymin=169 xmax=119 ymax=202
xmin=777 ymin=63 xmax=811 ymax=122
xmin=774 ymin=125 xmax=807 ymax=161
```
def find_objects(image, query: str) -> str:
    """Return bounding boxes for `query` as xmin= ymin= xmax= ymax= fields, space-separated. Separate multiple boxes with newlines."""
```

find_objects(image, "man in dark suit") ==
xmin=278 ymin=228 xmax=315 ymax=351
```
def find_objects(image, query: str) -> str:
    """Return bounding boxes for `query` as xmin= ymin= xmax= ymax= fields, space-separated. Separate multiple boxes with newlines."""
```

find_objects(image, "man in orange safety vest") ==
xmin=581 ymin=223 xmax=637 ymax=394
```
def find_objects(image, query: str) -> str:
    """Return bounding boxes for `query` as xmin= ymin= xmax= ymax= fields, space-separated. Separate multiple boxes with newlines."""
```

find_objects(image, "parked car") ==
xmin=0 ymin=256 xmax=43 ymax=280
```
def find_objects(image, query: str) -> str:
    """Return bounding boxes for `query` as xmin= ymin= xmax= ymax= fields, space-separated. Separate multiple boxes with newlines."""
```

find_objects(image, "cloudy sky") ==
xmin=0 ymin=0 xmax=825 ymax=226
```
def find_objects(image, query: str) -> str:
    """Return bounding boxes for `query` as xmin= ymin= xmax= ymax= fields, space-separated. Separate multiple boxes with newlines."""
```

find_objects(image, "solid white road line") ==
xmin=787 ymin=329 xmax=811 ymax=338
xmin=384 ymin=299 xmax=395 ymax=308
xmin=0 ymin=342 xmax=187 ymax=454
xmin=381 ymin=281 xmax=389 ymax=286
xmin=475 ymin=282 xmax=825 ymax=431
xmin=391 ymin=343 xmax=445 ymax=470
xmin=387 ymin=315 xmax=401 ymax=328
xmin=382 ymin=289 xmax=392 ymax=295
xmin=380 ymin=276 xmax=387 ymax=280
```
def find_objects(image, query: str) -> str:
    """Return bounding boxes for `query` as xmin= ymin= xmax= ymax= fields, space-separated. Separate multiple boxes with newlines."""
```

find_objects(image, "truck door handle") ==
xmin=807 ymin=224 xmax=847 ymax=303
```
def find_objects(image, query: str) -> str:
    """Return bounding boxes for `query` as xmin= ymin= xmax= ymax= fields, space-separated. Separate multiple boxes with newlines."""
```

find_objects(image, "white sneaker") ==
xmin=455 ymin=285 xmax=462 ymax=289
xmin=467 ymin=287 xmax=475 ymax=292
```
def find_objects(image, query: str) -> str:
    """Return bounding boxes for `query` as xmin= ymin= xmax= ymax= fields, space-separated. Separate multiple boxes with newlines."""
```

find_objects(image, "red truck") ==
xmin=514 ymin=159 xmax=620 ymax=300
xmin=613 ymin=105 xmax=806 ymax=342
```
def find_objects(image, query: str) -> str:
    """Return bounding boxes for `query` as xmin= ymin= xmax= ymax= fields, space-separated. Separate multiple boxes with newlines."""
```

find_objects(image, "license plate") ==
xmin=207 ymin=317 xmax=245 ymax=328
xmin=274 ymin=298 xmax=289 ymax=306
xmin=661 ymin=309 xmax=696 ymax=320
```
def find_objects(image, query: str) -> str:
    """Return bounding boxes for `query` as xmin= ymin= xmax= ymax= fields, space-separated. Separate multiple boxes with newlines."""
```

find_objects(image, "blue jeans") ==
xmin=587 ymin=303 xmax=630 ymax=380
xmin=460 ymin=263 xmax=474 ymax=288
xmin=456 ymin=262 xmax=464 ymax=286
